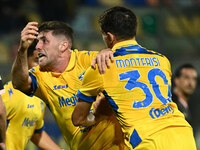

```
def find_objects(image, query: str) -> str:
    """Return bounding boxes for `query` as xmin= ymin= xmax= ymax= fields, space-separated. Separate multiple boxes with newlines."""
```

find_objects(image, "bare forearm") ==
xmin=12 ymin=47 xmax=31 ymax=92
xmin=31 ymin=131 xmax=61 ymax=150
xmin=12 ymin=22 xmax=38 ymax=93
xmin=72 ymin=99 xmax=98 ymax=127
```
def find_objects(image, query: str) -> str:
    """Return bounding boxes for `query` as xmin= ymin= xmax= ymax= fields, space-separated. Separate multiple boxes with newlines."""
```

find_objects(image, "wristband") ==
xmin=87 ymin=113 xmax=95 ymax=122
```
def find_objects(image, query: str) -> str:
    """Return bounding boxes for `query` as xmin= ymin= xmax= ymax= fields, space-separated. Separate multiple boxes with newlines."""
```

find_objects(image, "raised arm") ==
xmin=12 ymin=22 xmax=39 ymax=94
xmin=31 ymin=130 xmax=62 ymax=150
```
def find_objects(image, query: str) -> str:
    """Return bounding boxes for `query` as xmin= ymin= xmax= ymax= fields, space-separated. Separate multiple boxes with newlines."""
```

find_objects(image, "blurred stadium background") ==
xmin=0 ymin=0 xmax=200 ymax=149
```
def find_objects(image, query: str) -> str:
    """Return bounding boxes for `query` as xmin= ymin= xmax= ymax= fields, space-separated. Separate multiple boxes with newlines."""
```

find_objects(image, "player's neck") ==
xmin=113 ymin=37 xmax=136 ymax=47
xmin=56 ymin=50 xmax=71 ymax=73
xmin=45 ymin=50 xmax=71 ymax=73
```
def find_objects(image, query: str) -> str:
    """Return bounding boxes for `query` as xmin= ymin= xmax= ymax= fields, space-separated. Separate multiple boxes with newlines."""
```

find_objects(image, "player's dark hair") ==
xmin=99 ymin=6 xmax=137 ymax=41
xmin=174 ymin=64 xmax=196 ymax=78
xmin=27 ymin=40 xmax=37 ymax=57
xmin=38 ymin=21 xmax=73 ymax=44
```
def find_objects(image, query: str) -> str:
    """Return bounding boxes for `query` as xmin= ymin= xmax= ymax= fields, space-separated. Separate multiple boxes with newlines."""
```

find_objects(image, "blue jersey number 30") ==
xmin=119 ymin=68 xmax=171 ymax=109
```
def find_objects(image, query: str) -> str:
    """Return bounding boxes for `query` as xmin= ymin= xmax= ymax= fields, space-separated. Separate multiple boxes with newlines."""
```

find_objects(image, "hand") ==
xmin=93 ymin=96 xmax=113 ymax=120
xmin=20 ymin=22 xmax=39 ymax=50
xmin=91 ymin=48 xmax=114 ymax=74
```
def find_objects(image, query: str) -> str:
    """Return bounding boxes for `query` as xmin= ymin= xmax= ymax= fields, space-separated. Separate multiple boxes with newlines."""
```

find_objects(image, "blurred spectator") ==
xmin=36 ymin=0 xmax=79 ymax=23
xmin=0 ymin=0 xmax=26 ymax=34
xmin=172 ymin=64 xmax=198 ymax=125
xmin=82 ymin=0 xmax=159 ymax=6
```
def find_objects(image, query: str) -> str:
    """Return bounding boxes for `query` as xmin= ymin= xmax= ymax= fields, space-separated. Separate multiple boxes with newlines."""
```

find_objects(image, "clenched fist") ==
xmin=20 ymin=22 xmax=39 ymax=50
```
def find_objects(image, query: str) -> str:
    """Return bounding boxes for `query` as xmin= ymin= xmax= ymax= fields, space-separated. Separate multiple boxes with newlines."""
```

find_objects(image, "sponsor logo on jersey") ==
xmin=149 ymin=105 xmax=174 ymax=119
xmin=22 ymin=117 xmax=38 ymax=128
xmin=27 ymin=104 xmax=34 ymax=108
xmin=53 ymin=84 xmax=68 ymax=90
xmin=58 ymin=93 xmax=78 ymax=107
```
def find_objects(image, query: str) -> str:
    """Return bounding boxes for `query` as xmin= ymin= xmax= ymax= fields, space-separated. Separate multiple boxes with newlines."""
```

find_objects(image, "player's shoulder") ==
xmin=32 ymin=95 xmax=43 ymax=103
xmin=32 ymin=96 xmax=45 ymax=109
xmin=146 ymin=49 xmax=165 ymax=57
xmin=74 ymin=49 xmax=98 ymax=57
xmin=3 ymin=81 xmax=13 ymax=90
xmin=147 ymin=49 xmax=170 ymax=61
xmin=147 ymin=49 xmax=171 ymax=70
xmin=29 ymin=65 xmax=40 ymax=74
xmin=83 ymin=66 xmax=100 ymax=80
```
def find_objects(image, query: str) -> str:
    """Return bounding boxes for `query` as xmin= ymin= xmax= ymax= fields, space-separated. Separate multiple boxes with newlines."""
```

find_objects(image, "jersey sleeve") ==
xmin=29 ymin=66 xmax=42 ymax=98
xmin=1 ymin=82 xmax=18 ymax=120
xmin=75 ymin=50 xmax=98 ymax=69
xmin=77 ymin=67 xmax=104 ymax=103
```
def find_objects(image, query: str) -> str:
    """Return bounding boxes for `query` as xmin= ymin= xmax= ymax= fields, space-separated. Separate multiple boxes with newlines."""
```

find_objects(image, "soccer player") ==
xmin=12 ymin=21 xmax=127 ymax=149
xmin=0 ymin=76 xmax=6 ymax=150
xmin=72 ymin=6 xmax=197 ymax=150
xmin=172 ymin=64 xmax=197 ymax=124
xmin=1 ymin=42 xmax=62 ymax=150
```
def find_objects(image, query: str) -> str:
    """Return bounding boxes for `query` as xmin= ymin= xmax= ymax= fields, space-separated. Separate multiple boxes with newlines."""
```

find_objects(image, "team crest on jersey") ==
xmin=8 ymin=88 xmax=13 ymax=98
xmin=29 ymin=68 xmax=35 ymax=72
xmin=85 ymin=52 xmax=90 ymax=55
xmin=78 ymin=71 xmax=86 ymax=81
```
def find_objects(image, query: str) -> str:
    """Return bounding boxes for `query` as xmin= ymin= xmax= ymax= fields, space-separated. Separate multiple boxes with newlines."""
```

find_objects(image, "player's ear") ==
xmin=59 ymin=41 xmax=69 ymax=52
xmin=107 ymin=32 xmax=115 ymax=43
xmin=107 ymin=32 xmax=116 ymax=47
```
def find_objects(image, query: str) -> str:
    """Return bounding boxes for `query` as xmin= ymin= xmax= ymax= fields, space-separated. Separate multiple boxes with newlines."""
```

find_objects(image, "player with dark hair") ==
xmin=1 ymin=42 xmax=62 ymax=150
xmin=12 ymin=21 xmax=127 ymax=149
xmin=172 ymin=63 xmax=197 ymax=124
xmin=72 ymin=6 xmax=197 ymax=150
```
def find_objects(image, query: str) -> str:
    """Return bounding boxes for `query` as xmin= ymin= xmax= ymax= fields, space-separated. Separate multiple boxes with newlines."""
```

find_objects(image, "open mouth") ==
xmin=38 ymin=53 xmax=46 ymax=58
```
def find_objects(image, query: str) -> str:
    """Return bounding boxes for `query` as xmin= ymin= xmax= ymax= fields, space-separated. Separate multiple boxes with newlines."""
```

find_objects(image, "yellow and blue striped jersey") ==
xmin=77 ymin=40 xmax=191 ymax=149
xmin=1 ymin=81 xmax=45 ymax=150
xmin=29 ymin=50 xmax=126 ymax=150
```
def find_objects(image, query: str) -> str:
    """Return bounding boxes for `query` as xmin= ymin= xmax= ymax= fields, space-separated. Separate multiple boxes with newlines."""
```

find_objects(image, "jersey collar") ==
xmin=64 ymin=50 xmax=76 ymax=72
xmin=112 ymin=40 xmax=139 ymax=52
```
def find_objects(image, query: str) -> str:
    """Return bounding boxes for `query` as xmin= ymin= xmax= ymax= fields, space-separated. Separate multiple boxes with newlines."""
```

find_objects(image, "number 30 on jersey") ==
xmin=119 ymin=68 xmax=171 ymax=109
